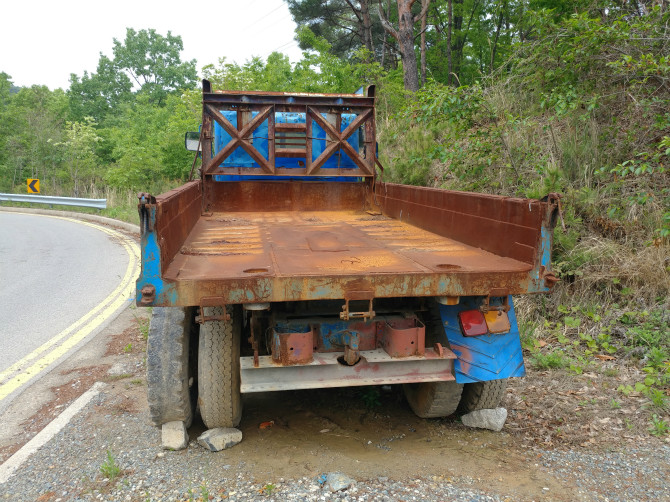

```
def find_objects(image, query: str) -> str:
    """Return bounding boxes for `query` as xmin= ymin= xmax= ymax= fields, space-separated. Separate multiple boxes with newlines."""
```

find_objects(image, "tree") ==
xmin=112 ymin=28 xmax=198 ymax=105
xmin=68 ymin=55 xmax=132 ymax=123
xmin=69 ymin=28 xmax=197 ymax=123
xmin=1 ymin=86 xmax=67 ymax=191
xmin=57 ymin=118 xmax=101 ymax=196
xmin=379 ymin=0 xmax=430 ymax=91
xmin=288 ymin=0 xmax=385 ymax=62
xmin=0 ymin=72 xmax=13 ymax=109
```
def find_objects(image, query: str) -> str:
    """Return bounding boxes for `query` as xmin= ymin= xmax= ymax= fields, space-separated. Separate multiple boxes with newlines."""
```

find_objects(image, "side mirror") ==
xmin=185 ymin=131 xmax=201 ymax=152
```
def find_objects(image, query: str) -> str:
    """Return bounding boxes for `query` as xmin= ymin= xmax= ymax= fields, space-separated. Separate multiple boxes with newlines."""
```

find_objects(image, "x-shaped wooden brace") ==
xmin=204 ymin=104 xmax=274 ymax=174
xmin=306 ymin=107 xmax=373 ymax=175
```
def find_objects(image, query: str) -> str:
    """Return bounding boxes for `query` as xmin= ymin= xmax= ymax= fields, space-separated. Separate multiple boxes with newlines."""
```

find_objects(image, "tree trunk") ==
xmin=360 ymin=0 xmax=375 ymax=57
xmin=399 ymin=2 xmax=419 ymax=91
xmin=379 ymin=0 xmax=430 ymax=92
xmin=490 ymin=3 xmax=506 ymax=73
xmin=420 ymin=0 xmax=429 ymax=86
xmin=447 ymin=0 xmax=453 ymax=85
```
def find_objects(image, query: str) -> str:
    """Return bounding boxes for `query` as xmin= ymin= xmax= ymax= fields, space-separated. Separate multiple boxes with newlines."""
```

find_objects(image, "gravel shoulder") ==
xmin=0 ymin=307 xmax=668 ymax=501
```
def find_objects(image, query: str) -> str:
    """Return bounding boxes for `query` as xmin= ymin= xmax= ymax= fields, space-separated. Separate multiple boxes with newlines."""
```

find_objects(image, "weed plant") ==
xmin=99 ymin=450 xmax=121 ymax=481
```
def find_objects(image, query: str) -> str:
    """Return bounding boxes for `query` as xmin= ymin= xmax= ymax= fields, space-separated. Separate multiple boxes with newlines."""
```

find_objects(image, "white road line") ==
xmin=0 ymin=382 xmax=106 ymax=484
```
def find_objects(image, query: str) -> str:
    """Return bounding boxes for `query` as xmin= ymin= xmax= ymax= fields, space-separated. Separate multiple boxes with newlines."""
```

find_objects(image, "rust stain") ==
xmin=272 ymin=329 xmax=314 ymax=366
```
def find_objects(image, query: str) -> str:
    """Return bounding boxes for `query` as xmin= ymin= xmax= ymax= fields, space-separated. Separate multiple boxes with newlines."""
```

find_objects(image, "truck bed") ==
xmin=137 ymin=180 xmax=557 ymax=307
xmin=165 ymin=210 xmax=530 ymax=282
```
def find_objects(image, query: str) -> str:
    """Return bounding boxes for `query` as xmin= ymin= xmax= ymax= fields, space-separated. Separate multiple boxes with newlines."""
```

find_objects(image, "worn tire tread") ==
xmin=404 ymin=380 xmax=464 ymax=418
xmin=458 ymin=379 xmax=507 ymax=413
xmin=198 ymin=306 xmax=242 ymax=428
xmin=146 ymin=307 xmax=195 ymax=427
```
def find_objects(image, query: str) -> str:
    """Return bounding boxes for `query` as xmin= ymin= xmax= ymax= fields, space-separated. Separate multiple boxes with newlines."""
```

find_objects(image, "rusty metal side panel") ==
xmin=154 ymin=180 xmax=202 ymax=276
xmin=204 ymin=180 xmax=369 ymax=213
xmin=136 ymin=181 xmax=202 ymax=305
xmin=375 ymin=183 xmax=547 ymax=264
xmin=162 ymin=270 xmax=533 ymax=306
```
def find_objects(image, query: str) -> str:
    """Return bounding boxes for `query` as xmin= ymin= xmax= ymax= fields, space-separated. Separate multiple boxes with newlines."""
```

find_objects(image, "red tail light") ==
xmin=458 ymin=310 xmax=488 ymax=337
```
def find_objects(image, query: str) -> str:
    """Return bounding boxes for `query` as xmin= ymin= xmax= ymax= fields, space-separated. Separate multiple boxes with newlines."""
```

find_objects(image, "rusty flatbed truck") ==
xmin=137 ymin=80 xmax=560 ymax=434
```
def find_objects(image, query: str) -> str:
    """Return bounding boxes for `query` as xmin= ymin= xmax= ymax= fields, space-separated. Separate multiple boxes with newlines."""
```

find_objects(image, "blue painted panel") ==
xmin=136 ymin=205 xmax=176 ymax=305
xmin=213 ymin=110 xmax=362 ymax=172
xmin=318 ymin=321 xmax=353 ymax=351
xmin=439 ymin=296 xmax=525 ymax=384
xmin=214 ymin=110 xmax=268 ymax=168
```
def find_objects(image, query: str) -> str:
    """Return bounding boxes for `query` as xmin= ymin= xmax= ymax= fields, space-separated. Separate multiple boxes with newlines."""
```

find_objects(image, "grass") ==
xmin=261 ymin=483 xmax=276 ymax=496
xmin=530 ymin=350 xmax=569 ymax=370
xmin=99 ymin=450 xmax=121 ymax=481
xmin=105 ymin=373 xmax=132 ymax=381
xmin=1 ymin=178 xmax=183 ymax=225
xmin=648 ymin=415 xmax=669 ymax=437
xmin=138 ymin=317 xmax=150 ymax=340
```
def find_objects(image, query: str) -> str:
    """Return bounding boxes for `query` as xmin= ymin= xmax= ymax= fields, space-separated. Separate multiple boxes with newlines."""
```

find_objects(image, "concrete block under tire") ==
xmin=461 ymin=407 xmax=508 ymax=432
xmin=197 ymin=428 xmax=242 ymax=451
xmin=162 ymin=421 xmax=189 ymax=450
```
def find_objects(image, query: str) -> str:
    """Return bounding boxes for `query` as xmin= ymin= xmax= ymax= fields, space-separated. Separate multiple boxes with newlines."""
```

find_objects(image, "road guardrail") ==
xmin=0 ymin=193 xmax=107 ymax=210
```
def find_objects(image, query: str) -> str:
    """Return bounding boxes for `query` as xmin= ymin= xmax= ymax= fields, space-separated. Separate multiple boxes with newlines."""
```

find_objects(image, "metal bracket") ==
xmin=196 ymin=297 xmax=230 ymax=323
xmin=479 ymin=295 xmax=510 ymax=313
xmin=137 ymin=193 xmax=156 ymax=233
xmin=340 ymin=291 xmax=375 ymax=321
xmin=540 ymin=266 xmax=560 ymax=288
xmin=249 ymin=313 xmax=260 ymax=367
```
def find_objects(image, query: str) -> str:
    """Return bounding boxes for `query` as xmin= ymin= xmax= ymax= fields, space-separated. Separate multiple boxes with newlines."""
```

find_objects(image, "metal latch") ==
xmin=340 ymin=291 xmax=375 ymax=321
xmin=137 ymin=192 xmax=156 ymax=233
xmin=196 ymin=297 xmax=230 ymax=323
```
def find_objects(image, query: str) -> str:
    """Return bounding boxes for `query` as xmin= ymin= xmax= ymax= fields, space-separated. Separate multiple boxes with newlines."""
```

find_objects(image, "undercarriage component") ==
xmin=240 ymin=347 xmax=456 ymax=393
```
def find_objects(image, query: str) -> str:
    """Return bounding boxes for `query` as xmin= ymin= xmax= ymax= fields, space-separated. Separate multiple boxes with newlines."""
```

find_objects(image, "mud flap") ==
xmin=438 ymin=296 xmax=525 ymax=384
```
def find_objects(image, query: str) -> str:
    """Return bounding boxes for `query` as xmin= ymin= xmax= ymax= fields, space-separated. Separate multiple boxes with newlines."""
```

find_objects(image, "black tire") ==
xmin=403 ymin=298 xmax=463 ymax=418
xmin=458 ymin=379 xmax=508 ymax=413
xmin=198 ymin=306 xmax=242 ymax=429
xmin=404 ymin=380 xmax=464 ymax=418
xmin=146 ymin=307 xmax=197 ymax=427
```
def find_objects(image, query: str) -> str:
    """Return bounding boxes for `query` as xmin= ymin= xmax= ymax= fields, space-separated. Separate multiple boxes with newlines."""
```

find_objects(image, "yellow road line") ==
xmin=0 ymin=231 xmax=138 ymax=384
xmin=0 ymin=214 xmax=140 ymax=401
xmin=0 ymin=216 xmax=140 ymax=383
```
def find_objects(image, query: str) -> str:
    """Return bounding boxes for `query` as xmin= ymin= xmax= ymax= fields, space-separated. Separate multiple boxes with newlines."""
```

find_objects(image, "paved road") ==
xmin=0 ymin=213 xmax=133 ymax=375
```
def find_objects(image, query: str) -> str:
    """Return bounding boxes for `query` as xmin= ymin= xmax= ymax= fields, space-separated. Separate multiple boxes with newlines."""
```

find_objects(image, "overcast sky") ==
xmin=0 ymin=0 xmax=304 ymax=90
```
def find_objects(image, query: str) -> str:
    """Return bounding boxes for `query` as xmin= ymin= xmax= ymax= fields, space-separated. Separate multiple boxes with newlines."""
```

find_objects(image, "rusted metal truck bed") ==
xmin=137 ymin=180 xmax=559 ymax=307
xmin=167 ymin=209 xmax=529 ymax=285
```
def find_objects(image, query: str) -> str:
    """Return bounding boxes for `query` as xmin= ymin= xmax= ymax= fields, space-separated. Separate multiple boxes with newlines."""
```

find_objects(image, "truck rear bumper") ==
xmin=240 ymin=347 xmax=456 ymax=393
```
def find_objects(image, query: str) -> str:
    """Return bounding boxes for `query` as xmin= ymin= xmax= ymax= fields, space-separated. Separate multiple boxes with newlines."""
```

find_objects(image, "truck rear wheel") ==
xmin=198 ymin=306 xmax=242 ymax=429
xmin=458 ymin=379 xmax=507 ymax=413
xmin=146 ymin=307 xmax=197 ymax=427
xmin=403 ymin=380 xmax=464 ymax=418
xmin=404 ymin=299 xmax=463 ymax=418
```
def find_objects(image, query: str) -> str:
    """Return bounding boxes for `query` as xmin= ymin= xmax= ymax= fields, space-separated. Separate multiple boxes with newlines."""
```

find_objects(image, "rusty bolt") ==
xmin=140 ymin=285 xmax=156 ymax=305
